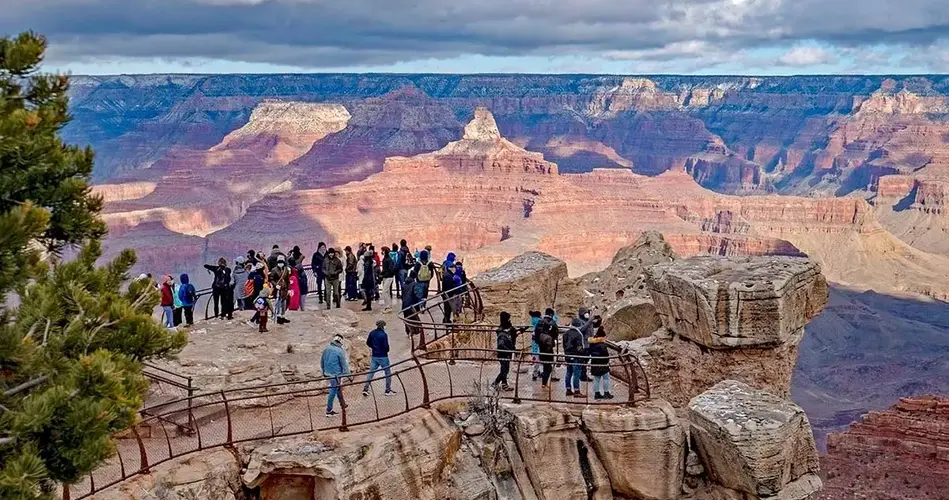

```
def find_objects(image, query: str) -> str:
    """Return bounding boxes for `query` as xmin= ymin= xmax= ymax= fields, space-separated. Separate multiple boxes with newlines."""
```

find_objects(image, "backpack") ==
xmin=535 ymin=319 xmax=557 ymax=350
xmin=416 ymin=262 xmax=433 ymax=282
xmin=242 ymin=279 xmax=255 ymax=297
xmin=402 ymin=251 xmax=416 ymax=270
xmin=213 ymin=268 xmax=230 ymax=289
xmin=254 ymin=296 xmax=267 ymax=311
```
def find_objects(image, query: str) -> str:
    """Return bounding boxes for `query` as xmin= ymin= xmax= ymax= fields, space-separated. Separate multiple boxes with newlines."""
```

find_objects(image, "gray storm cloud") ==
xmin=3 ymin=0 xmax=949 ymax=68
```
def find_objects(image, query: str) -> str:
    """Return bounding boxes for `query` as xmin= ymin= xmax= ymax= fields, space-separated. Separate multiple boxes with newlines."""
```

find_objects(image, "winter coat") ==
xmin=320 ymin=341 xmax=350 ymax=377
xmin=234 ymin=267 xmax=250 ymax=300
xmin=496 ymin=326 xmax=518 ymax=359
xmin=401 ymin=279 xmax=419 ymax=312
xmin=160 ymin=283 xmax=175 ymax=307
xmin=441 ymin=272 xmax=457 ymax=297
xmin=296 ymin=264 xmax=309 ymax=295
xmin=345 ymin=252 xmax=357 ymax=273
xmin=381 ymin=253 xmax=397 ymax=279
xmin=361 ymin=257 xmax=376 ymax=290
xmin=442 ymin=252 xmax=456 ymax=271
xmin=312 ymin=250 xmax=326 ymax=278
xmin=267 ymin=250 xmax=285 ymax=270
xmin=366 ymin=328 xmax=390 ymax=358
xmin=323 ymin=255 xmax=344 ymax=279
xmin=562 ymin=322 xmax=585 ymax=356
xmin=205 ymin=264 xmax=231 ymax=290
xmin=533 ymin=316 xmax=559 ymax=348
xmin=177 ymin=274 xmax=197 ymax=307
xmin=588 ymin=338 xmax=611 ymax=376
xmin=173 ymin=283 xmax=183 ymax=308
xmin=270 ymin=266 xmax=290 ymax=299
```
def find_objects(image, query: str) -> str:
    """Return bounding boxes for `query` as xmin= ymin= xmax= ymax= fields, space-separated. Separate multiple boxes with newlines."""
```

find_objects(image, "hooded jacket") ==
xmin=562 ymin=318 xmax=586 ymax=356
xmin=320 ymin=340 xmax=350 ymax=377
xmin=177 ymin=274 xmax=197 ymax=307
xmin=234 ymin=265 xmax=249 ymax=300
xmin=361 ymin=255 xmax=377 ymax=289
xmin=401 ymin=277 xmax=419 ymax=312
xmin=588 ymin=336 xmax=611 ymax=376
xmin=160 ymin=282 xmax=175 ymax=307
xmin=577 ymin=307 xmax=595 ymax=349
xmin=442 ymin=252 xmax=456 ymax=270
xmin=495 ymin=312 xmax=518 ymax=359
xmin=381 ymin=252 xmax=398 ymax=278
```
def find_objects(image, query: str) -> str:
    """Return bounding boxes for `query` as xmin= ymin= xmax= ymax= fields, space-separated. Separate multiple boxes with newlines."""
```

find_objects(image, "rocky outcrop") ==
xmin=242 ymin=408 xmax=462 ymax=500
xmin=689 ymin=381 xmax=821 ymax=500
xmin=88 ymin=449 xmax=242 ymax=500
xmin=820 ymin=396 xmax=949 ymax=500
xmin=474 ymin=251 xmax=579 ymax=323
xmin=508 ymin=405 xmax=612 ymax=500
xmin=645 ymin=256 xmax=828 ymax=348
xmin=583 ymin=401 xmax=686 ymax=500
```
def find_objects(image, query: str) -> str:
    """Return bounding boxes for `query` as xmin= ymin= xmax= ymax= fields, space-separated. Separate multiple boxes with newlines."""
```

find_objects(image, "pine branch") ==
xmin=3 ymin=374 xmax=48 ymax=397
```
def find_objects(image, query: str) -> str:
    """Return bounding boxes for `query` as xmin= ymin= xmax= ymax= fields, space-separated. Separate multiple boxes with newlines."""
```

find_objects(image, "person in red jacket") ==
xmin=160 ymin=275 xmax=175 ymax=328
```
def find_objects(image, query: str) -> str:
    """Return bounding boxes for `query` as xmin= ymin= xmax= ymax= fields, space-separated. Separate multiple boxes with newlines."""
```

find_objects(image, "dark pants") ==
xmin=314 ymin=274 xmax=325 ymax=303
xmin=182 ymin=306 xmax=194 ymax=325
xmin=362 ymin=287 xmax=373 ymax=310
xmin=259 ymin=312 xmax=268 ymax=332
xmin=325 ymin=278 xmax=341 ymax=308
xmin=493 ymin=358 xmax=511 ymax=387
xmin=212 ymin=288 xmax=225 ymax=318
xmin=173 ymin=307 xmax=182 ymax=326
xmin=443 ymin=298 xmax=454 ymax=324
xmin=395 ymin=270 xmax=404 ymax=298
xmin=345 ymin=272 xmax=358 ymax=300
xmin=222 ymin=287 xmax=234 ymax=319
xmin=540 ymin=355 xmax=553 ymax=386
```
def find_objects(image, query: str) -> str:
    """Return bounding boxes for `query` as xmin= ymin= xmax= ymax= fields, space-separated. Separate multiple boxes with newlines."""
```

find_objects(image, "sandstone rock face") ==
xmin=820 ymin=396 xmax=949 ymax=500
xmin=474 ymin=251 xmax=580 ymax=323
xmin=509 ymin=405 xmax=612 ymax=500
xmin=242 ymin=408 xmax=462 ymax=500
xmin=689 ymin=381 xmax=821 ymax=500
xmin=601 ymin=296 xmax=662 ymax=342
xmin=646 ymin=256 xmax=829 ymax=348
xmin=582 ymin=400 xmax=686 ymax=500
xmin=89 ymin=449 xmax=241 ymax=500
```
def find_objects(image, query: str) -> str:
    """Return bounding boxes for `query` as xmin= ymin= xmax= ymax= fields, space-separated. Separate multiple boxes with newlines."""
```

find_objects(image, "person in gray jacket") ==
xmin=320 ymin=334 xmax=351 ymax=417
xmin=233 ymin=257 xmax=250 ymax=310
xmin=577 ymin=307 xmax=595 ymax=381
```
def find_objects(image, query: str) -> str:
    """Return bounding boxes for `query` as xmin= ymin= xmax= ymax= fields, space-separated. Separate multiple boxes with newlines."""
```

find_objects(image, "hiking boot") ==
xmin=501 ymin=385 xmax=513 ymax=392
xmin=594 ymin=392 xmax=603 ymax=400
xmin=573 ymin=391 xmax=586 ymax=399
xmin=551 ymin=377 xmax=561 ymax=382
xmin=565 ymin=389 xmax=574 ymax=396
xmin=362 ymin=390 xmax=370 ymax=397
xmin=604 ymin=392 xmax=615 ymax=400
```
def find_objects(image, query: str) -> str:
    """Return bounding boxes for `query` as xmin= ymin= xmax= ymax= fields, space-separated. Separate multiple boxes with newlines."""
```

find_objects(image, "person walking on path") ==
xmin=312 ymin=242 xmax=327 ymax=304
xmin=323 ymin=248 xmax=343 ymax=309
xmin=160 ymin=275 xmax=175 ymax=328
xmin=360 ymin=253 xmax=377 ymax=312
xmin=254 ymin=284 xmax=274 ymax=333
xmin=177 ymin=273 xmax=197 ymax=327
xmin=321 ymin=333 xmax=351 ymax=417
xmin=362 ymin=320 xmax=396 ymax=396
xmin=563 ymin=318 xmax=586 ymax=397
xmin=344 ymin=246 xmax=359 ymax=301
xmin=493 ymin=312 xmax=523 ymax=391
xmin=441 ymin=262 xmax=463 ymax=323
xmin=588 ymin=318 xmax=614 ymax=400
xmin=534 ymin=309 xmax=559 ymax=388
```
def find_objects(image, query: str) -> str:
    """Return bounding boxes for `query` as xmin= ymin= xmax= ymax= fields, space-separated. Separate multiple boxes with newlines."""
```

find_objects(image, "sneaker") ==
xmin=325 ymin=410 xmax=338 ymax=417
xmin=384 ymin=390 xmax=398 ymax=396
xmin=551 ymin=377 xmax=561 ymax=382
xmin=362 ymin=390 xmax=370 ymax=397
xmin=572 ymin=392 xmax=586 ymax=399
xmin=501 ymin=385 xmax=513 ymax=392
xmin=594 ymin=392 xmax=603 ymax=400
xmin=565 ymin=389 xmax=574 ymax=396
xmin=531 ymin=376 xmax=538 ymax=382
xmin=604 ymin=393 xmax=615 ymax=400
xmin=541 ymin=384 xmax=548 ymax=389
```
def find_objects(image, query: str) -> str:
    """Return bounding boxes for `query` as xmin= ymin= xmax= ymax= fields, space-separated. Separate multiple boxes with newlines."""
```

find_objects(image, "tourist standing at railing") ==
xmin=295 ymin=257 xmax=309 ymax=311
xmin=246 ymin=249 xmax=258 ymax=266
xmin=204 ymin=257 xmax=232 ymax=320
xmin=442 ymin=252 xmax=456 ymax=272
xmin=160 ymin=275 xmax=175 ymax=329
xmin=493 ymin=312 xmax=524 ymax=391
xmin=321 ymin=333 xmax=352 ymax=417
xmin=380 ymin=247 xmax=397 ymax=313
xmin=362 ymin=320 xmax=396 ymax=397
xmin=413 ymin=250 xmax=436 ymax=301
xmin=312 ymin=242 xmax=327 ymax=304
xmin=234 ymin=257 xmax=250 ymax=310
xmin=270 ymin=256 xmax=291 ymax=324
xmin=323 ymin=248 xmax=344 ymax=309
xmin=529 ymin=311 xmax=542 ymax=380
xmin=344 ymin=246 xmax=358 ymax=301
xmin=172 ymin=275 xmax=183 ymax=326
xmin=178 ymin=273 xmax=197 ymax=327
xmin=534 ymin=309 xmax=559 ymax=387
xmin=360 ymin=253 xmax=377 ymax=312
xmin=267 ymin=244 xmax=285 ymax=270
xmin=290 ymin=245 xmax=304 ymax=265
xmin=588 ymin=317 xmax=614 ymax=400
xmin=576 ymin=307 xmax=595 ymax=382
xmin=399 ymin=240 xmax=414 ymax=296
xmin=390 ymin=241 xmax=401 ymax=298
xmin=563 ymin=319 xmax=586 ymax=397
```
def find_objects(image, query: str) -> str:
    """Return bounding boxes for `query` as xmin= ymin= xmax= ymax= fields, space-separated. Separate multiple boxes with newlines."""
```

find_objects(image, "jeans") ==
xmin=327 ymin=377 xmax=345 ymax=412
xmin=493 ymin=358 xmax=511 ymax=387
xmin=362 ymin=357 xmax=392 ymax=393
xmin=564 ymin=356 xmax=581 ymax=390
xmin=162 ymin=306 xmax=174 ymax=328
xmin=345 ymin=272 xmax=358 ymax=300
xmin=593 ymin=373 xmax=612 ymax=394
xmin=531 ymin=342 xmax=542 ymax=378
xmin=314 ymin=274 xmax=325 ymax=302
xmin=275 ymin=297 xmax=286 ymax=317
xmin=396 ymin=269 xmax=406 ymax=298
xmin=299 ymin=294 xmax=307 ymax=311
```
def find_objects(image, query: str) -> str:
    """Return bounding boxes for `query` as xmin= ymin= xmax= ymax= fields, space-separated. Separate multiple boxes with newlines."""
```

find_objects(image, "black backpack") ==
xmin=213 ymin=268 xmax=230 ymax=289
xmin=535 ymin=319 xmax=557 ymax=351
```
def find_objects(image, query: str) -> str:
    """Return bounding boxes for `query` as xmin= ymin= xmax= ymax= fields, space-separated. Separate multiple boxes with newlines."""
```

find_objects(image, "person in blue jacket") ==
xmin=362 ymin=320 xmax=396 ymax=396
xmin=177 ymin=273 xmax=197 ymax=326
xmin=320 ymin=333 xmax=352 ymax=417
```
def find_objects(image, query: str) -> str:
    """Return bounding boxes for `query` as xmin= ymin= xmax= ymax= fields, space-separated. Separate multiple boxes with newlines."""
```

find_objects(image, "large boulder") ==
xmin=474 ymin=251 xmax=581 ymax=323
xmin=688 ymin=381 xmax=821 ymax=500
xmin=646 ymin=256 xmax=828 ymax=348
xmin=242 ymin=408 xmax=462 ymax=500
xmin=582 ymin=400 xmax=685 ymax=500
xmin=602 ymin=296 xmax=662 ymax=341
xmin=89 ymin=449 xmax=242 ymax=500
xmin=509 ymin=405 xmax=612 ymax=500
xmin=578 ymin=231 xmax=678 ymax=312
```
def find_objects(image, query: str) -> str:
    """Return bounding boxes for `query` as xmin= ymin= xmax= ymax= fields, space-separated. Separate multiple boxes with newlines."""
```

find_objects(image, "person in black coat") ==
xmin=204 ymin=257 xmax=233 ymax=320
xmin=311 ymin=242 xmax=327 ymax=304
xmin=360 ymin=253 xmax=377 ymax=311
xmin=493 ymin=312 xmax=526 ymax=391
xmin=588 ymin=318 xmax=613 ymax=400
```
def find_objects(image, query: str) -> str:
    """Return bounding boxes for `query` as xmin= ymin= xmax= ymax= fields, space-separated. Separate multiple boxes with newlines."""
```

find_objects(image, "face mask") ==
xmin=278 ymin=263 xmax=285 ymax=268
xmin=583 ymin=313 xmax=590 ymax=320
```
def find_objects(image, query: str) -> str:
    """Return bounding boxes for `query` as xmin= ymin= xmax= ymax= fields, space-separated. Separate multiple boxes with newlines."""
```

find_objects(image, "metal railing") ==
xmin=65 ymin=346 xmax=647 ymax=499
xmin=141 ymin=363 xmax=197 ymax=435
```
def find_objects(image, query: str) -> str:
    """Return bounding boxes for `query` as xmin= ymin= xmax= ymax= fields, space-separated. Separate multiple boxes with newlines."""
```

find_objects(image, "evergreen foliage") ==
xmin=0 ymin=32 xmax=186 ymax=499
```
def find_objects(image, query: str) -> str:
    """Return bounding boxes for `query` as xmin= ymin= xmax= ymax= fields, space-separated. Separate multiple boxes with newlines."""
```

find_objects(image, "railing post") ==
xmin=133 ymin=425 xmax=149 ymax=473
xmin=412 ymin=356 xmax=431 ymax=408
xmin=339 ymin=380 xmax=349 ymax=432
xmin=623 ymin=355 xmax=635 ymax=407
xmin=512 ymin=352 xmax=524 ymax=404
xmin=221 ymin=390 xmax=233 ymax=443
xmin=62 ymin=485 xmax=71 ymax=500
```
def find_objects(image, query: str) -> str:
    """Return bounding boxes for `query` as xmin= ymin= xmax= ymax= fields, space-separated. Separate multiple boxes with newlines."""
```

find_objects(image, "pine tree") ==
xmin=0 ymin=32 xmax=187 ymax=499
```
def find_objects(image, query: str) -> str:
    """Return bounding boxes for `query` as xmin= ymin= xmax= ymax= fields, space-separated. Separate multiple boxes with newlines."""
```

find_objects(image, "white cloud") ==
xmin=777 ymin=46 xmax=838 ymax=66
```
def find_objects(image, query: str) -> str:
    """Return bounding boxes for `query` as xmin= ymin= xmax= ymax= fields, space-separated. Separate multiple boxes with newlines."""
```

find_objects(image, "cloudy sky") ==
xmin=5 ymin=0 xmax=949 ymax=75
